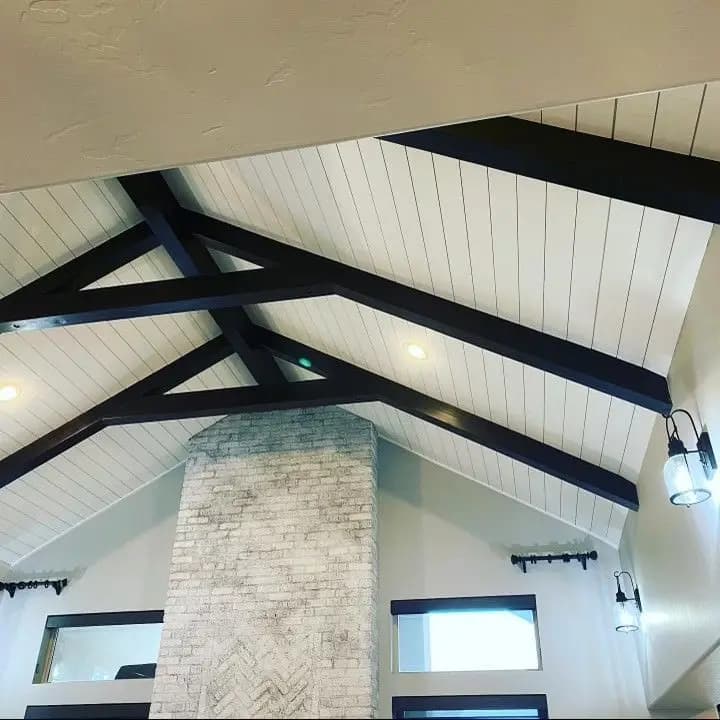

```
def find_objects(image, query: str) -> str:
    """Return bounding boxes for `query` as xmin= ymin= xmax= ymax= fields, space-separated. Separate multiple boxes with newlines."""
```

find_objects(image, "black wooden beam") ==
xmin=187 ymin=211 xmax=671 ymax=414
xmin=382 ymin=116 xmax=720 ymax=226
xmin=103 ymin=380 xmax=378 ymax=424
xmin=118 ymin=172 xmax=285 ymax=385
xmin=0 ymin=269 xmax=332 ymax=333
xmin=252 ymin=326 xmax=639 ymax=510
xmin=4 ymin=223 xmax=158 ymax=302
xmin=0 ymin=336 xmax=233 ymax=488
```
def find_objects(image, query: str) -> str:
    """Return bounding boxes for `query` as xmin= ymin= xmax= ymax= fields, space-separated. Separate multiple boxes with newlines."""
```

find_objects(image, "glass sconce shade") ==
xmin=664 ymin=451 xmax=712 ymax=506
xmin=614 ymin=600 xmax=640 ymax=633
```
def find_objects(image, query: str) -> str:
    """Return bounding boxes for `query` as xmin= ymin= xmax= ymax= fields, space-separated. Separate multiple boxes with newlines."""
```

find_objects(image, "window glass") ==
xmin=394 ymin=598 xmax=540 ymax=672
xmin=41 ymin=622 xmax=162 ymax=683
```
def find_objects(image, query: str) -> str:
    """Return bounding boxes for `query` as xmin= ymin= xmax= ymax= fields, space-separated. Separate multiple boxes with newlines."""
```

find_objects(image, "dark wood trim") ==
xmin=391 ymin=595 xmax=536 ymax=616
xmin=383 ymin=115 xmax=720 ymax=226
xmin=0 ymin=269 xmax=333 ymax=333
xmin=25 ymin=704 xmax=150 ymax=720
xmin=103 ymin=380 xmax=380 ymax=424
xmin=254 ymin=327 xmax=640 ymax=509
xmin=392 ymin=694 xmax=549 ymax=720
xmin=45 ymin=610 xmax=164 ymax=629
xmin=188 ymin=211 xmax=671 ymax=414
xmin=0 ymin=337 xmax=232 ymax=488
xmin=118 ymin=172 xmax=285 ymax=385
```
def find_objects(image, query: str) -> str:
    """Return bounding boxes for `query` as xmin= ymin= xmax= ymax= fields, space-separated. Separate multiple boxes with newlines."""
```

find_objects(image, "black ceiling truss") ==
xmin=0 ymin=206 xmax=671 ymax=413
xmin=188 ymin=211 xmax=670 ymax=414
xmin=0 ymin=268 xmax=333 ymax=333
xmin=0 ymin=336 xmax=233 ymax=489
xmin=0 ymin=164 xmax=656 ymax=511
xmin=118 ymin=173 xmax=286 ymax=386
xmin=382 ymin=116 xmax=720 ymax=226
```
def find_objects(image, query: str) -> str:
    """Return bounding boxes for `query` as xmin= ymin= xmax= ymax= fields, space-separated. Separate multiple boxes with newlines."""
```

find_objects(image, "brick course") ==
xmin=150 ymin=407 xmax=378 ymax=719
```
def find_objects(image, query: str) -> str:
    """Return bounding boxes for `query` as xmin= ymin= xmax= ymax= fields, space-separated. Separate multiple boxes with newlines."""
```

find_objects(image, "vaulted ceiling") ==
xmin=0 ymin=81 xmax=717 ymax=564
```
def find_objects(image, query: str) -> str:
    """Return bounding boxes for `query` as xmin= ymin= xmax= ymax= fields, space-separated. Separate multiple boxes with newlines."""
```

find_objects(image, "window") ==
xmin=392 ymin=694 xmax=549 ymax=720
xmin=391 ymin=596 xmax=540 ymax=672
xmin=25 ymin=704 xmax=150 ymax=720
xmin=34 ymin=611 xmax=163 ymax=684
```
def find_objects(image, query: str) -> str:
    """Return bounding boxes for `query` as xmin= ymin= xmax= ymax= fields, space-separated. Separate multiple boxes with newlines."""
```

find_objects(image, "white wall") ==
xmin=0 ymin=466 xmax=183 ymax=719
xmin=3 ymin=1 xmax=720 ymax=191
xmin=378 ymin=441 xmax=648 ymax=719
xmin=619 ymin=226 xmax=720 ymax=713
xmin=0 ymin=444 xmax=648 ymax=718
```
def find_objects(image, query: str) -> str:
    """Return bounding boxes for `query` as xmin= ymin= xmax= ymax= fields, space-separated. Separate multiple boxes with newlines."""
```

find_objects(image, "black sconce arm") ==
xmin=614 ymin=570 xmax=642 ymax=612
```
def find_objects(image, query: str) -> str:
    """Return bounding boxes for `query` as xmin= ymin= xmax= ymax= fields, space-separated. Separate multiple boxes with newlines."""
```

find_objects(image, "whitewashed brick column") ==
xmin=151 ymin=407 xmax=378 ymax=719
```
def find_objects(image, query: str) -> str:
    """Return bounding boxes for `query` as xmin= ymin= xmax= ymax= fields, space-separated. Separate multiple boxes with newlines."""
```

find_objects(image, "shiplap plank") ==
xmin=620 ymin=407 xmax=657 ymax=481
xmin=545 ymin=474 xmax=561 ymax=516
xmin=543 ymin=375 xmax=566 ymax=450
xmin=336 ymin=141 xmax=393 ymax=276
xmin=252 ymin=154 xmax=305 ymax=246
xmin=543 ymin=183 xmax=577 ymax=339
xmin=617 ymin=209 xmax=678 ymax=365
xmin=380 ymin=141 xmax=435 ymax=293
xmin=270 ymin=152 xmax=325 ymax=257
xmin=514 ymin=110 xmax=542 ymax=123
xmin=576 ymin=98 xmax=615 ymax=137
xmin=503 ymin=358 xmax=526 ymax=435
xmin=514 ymin=462 xmax=531 ymax=504
xmin=317 ymin=144 xmax=376 ymax=271
xmin=613 ymin=92 xmax=658 ymax=146
xmin=592 ymin=201 xmax=643 ymax=356
xmin=357 ymin=138 xmax=414 ymax=285
xmin=644 ymin=217 xmax=711 ymax=374
xmin=483 ymin=351 xmax=508 ymax=426
xmin=600 ymin=399 xmax=636 ymax=473
xmin=692 ymin=81 xmax=720 ymax=160
xmin=460 ymin=161 xmax=497 ymax=314
xmin=496 ymin=454 xmax=516 ymax=497
xmin=528 ymin=468 xmax=546 ymax=509
xmin=651 ymin=84 xmax=705 ymax=154
xmin=516 ymin=175 xmax=545 ymax=331
xmin=591 ymin=497 xmax=613 ymax=537
xmin=523 ymin=366 xmax=545 ymax=442
xmin=560 ymin=483 xmax=579 ymax=525
xmin=192 ymin=164 xmax=237 ymax=225
xmin=487 ymin=169 xmax=519 ymax=322
xmin=541 ymin=105 xmax=576 ymax=129
xmin=607 ymin=505 xmax=628 ymax=546
xmin=581 ymin=390 xmax=612 ymax=466
xmin=464 ymin=345 xmax=492 ymax=419
xmin=434 ymin=154 xmax=475 ymax=308
xmin=575 ymin=490 xmax=596 ymax=532
xmin=406 ymin=148 xmax=455 ymax=301
xmin=235 ymin=156 xmax=287 ymax=239
xmin=563 ymin=382 xmax=589 ymax=457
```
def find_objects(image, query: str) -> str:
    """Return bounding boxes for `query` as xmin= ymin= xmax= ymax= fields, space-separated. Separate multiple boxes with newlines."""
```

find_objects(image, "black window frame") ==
xmin=392 ymin=694 xmax=549 ymax=720
xmin=33 ymin=610 xmax=164 ymax=684
xmin=25 ymin=704 xmax=150 ymax=719
xmin=391 ymin=595 xmax=536 ymax=616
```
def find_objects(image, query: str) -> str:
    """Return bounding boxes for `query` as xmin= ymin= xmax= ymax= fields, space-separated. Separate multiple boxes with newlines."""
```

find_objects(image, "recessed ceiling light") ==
xmin=406 ymin=344 xmax=427 ymax=360
xmin=298 ymin=357 xmax=313 ymax=369
xmin=0 ymin=384 xmax=19 ymax=402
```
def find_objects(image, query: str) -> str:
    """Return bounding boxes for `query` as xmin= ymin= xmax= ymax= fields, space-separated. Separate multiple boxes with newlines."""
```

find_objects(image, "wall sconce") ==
xmin=614 ymin=570 xmax=641 ymax=633
xmin=663 ymin=409 xmax=717 ymax=507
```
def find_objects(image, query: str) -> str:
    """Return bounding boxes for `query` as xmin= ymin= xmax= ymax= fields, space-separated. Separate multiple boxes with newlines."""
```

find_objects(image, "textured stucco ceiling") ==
xmin=2 ymin=0 xmax=720 ymax=191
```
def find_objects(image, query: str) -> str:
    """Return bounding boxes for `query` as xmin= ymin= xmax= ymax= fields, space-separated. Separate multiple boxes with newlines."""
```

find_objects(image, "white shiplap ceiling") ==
xmin=0 ymin=82 xmax=716 ymax=564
